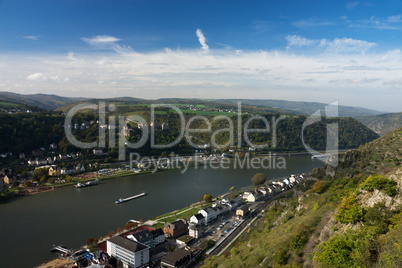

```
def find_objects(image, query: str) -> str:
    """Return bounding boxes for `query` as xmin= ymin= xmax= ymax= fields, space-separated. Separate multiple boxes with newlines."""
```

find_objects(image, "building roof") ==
xmin=108 ymin=236 xmax=148 ymax=253
xmin=131 ymin=229 xmax=152 ymax=241
xmin=167 ymin=219 xmax=187 ymax=230
xmin=150 ymin=228 xmax=164 ymax=237
xmin=238 ymin=204 xmax=249 ymax=211
xmin=193 ymin=213 xmax=205 ymax=220
xmin=204 ymin=207 xmax=216 ymax=213
xmin=161 ymin=249 xmax=191 ymax=266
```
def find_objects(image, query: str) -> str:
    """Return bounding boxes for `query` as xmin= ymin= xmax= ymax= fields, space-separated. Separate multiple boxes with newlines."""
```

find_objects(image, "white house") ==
xmin=190 ymin=213 xmax=205 ymax=226
xmin=107 ymin=236 xmax=149 ymax=268
xmin=93 ymin=148 xmax=103 ymax=155
xmin=198 ymin=207 xmax=217 ymax=224
xmin=188 ymin=223 xmax=202 ymax=239
xmin=243 ymin=192 xmax=257 ymax=202
xmin=61 ymin=166 xmax=75 ymax=175
xmin=273 ymin=181 xmax=284 ymax=188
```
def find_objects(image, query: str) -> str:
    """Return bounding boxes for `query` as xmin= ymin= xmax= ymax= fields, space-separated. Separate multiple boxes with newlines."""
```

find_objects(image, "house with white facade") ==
xmin=243 ymin=192 xmax=257 ymax=202
xmin=190 ymin=213 xmax=205 ymax=226
xmin=198 ymin=207 xmax=217 ymax=224
xmin=107 ymin=236 xmax=149 ymax=268
xmin=61 ymin=166 xmax=75 ymax=175
xmin=188 ymin=223 xmax=202 ymax=239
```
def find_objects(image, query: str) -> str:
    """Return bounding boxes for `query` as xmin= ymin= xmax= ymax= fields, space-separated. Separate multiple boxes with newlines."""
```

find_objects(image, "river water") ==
xmin=0 ymin=155 xmax=324 ymax=267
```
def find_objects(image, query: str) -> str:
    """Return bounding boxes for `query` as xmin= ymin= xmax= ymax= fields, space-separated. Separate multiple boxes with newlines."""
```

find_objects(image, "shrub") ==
xmin=312 ymin=180 xmax=329 ymax=194
xmin=364 ymin=202 xmax=395 ymax=234
xmin=290 ymin=224 xmax=311 ymax=250
xmin=273 ymin=246 xmax=289 ymax=266
xmin=315 ymin=229 xmax=378 ymax=267
xmin=334 ymin=194 xmax=364 ymax=224
xmin=360 ymin=174 xmax=397 ymax=196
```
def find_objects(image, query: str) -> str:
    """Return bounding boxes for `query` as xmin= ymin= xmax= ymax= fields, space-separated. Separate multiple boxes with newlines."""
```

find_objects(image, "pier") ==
xmin=50 ymin=245 xmax=72 ymax=255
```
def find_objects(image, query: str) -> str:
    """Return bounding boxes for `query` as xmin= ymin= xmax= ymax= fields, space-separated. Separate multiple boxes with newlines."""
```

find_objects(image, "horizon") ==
xmin=1 ymin=91 xmax=395 ymax=114
xmin=1 ymin=0 xmax=402 ymax=112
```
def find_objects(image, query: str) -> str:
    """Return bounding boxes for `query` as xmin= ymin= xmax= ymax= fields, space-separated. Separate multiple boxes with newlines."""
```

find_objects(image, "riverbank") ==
xmin=3 ymin=150 xmax=342 ymax=201
xmin=37 ymin=170 xmax=305 ymax=268
xmin=1 ymin=154 xmax=322 ymax=268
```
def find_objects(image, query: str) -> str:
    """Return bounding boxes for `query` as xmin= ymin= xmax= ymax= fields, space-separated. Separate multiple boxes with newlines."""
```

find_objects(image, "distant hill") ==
xmin=0 ymin=91 xmax=86 ymax=110
xmin=356 ymin=112 xmax=402 ymax=136
xmin=210 ymin=99 xmax=384 ymax=117
xmin=1 ymin=92 xmax=385 ymax=118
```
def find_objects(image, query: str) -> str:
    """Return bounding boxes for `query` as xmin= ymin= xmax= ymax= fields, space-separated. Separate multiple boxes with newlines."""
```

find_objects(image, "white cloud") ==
xmin=350 ymin=15 xmax=402 ymax=30
xmin=292 ymin=20 xmax=334 ymax=28
xmin=286 ymin=35 xmax=316 ymax=47
xmin=388 ymin=15 xmax=402 ymax=23
xmin=81 ymin=35 xmax=121 ymax=46
xmin=26 ymin=73 xmax=45 ymax=80
xmin=216 ymin=43 xmax=233 ymax=50
xmin=196 ymin=29 xmax=209 ymax=53
xmin=1 ymin=38 xmax=402 ymax=112
xmin=23 ymin=35 xmax=40 ymax=40
xmin=346 ymin=2 xmax=359 ymax=10
xmin=286 ymin=35 xmax=376 ymax=53
xmin=324 ymin=38 xmax=377 ymax=53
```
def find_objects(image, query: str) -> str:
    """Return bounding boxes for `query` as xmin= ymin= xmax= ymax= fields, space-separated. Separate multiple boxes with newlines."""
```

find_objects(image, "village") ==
xmin=38 ymin=173 xmax=305 ymax=268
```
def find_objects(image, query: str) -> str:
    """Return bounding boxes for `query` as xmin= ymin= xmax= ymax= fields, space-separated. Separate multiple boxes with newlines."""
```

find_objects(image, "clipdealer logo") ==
xmin=64 ymin=101 xmax=339 ymax=171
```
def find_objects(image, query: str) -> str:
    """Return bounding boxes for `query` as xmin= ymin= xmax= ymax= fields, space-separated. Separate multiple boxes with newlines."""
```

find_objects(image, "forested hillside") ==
xmin=0 ymin=113 xmax=65 ymax=153
xmin=0 ymin=107 xmax=380 ymax=157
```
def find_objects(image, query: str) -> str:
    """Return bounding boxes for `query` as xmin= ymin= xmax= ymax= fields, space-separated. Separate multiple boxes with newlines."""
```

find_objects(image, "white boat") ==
xmin=311 ymin=154 xmax=330 ymax=159
xmin=115 ymin=198 xmax=124 ymax=204
xmin=115 ymin=192 xmax=147 ymax=204
xmin=75 ymin=179 xmax=99 ymax=188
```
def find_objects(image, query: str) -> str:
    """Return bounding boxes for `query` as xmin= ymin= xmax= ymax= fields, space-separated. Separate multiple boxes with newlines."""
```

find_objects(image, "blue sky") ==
xmin=0 ymin=0 xmax=401 ymax=112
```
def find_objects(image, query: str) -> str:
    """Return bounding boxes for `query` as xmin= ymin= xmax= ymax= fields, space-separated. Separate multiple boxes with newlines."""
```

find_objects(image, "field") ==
xmin=0 ymin=101 xmax=22 ymax=107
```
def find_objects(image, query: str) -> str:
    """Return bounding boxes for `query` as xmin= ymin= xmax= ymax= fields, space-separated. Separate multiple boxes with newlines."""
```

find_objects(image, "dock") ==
xmin=50 ymin=245 xmax=72 ymax=255
xmin=115 ymin=192 xmax=147 ymax=204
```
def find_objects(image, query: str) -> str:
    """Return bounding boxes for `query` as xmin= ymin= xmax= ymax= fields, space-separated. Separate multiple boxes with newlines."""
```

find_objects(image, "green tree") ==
xmin=203 ymin=194 xmax=212 ymax=203
xmin=334 ymin=194 xmax=364 ymax=224
xmin=32 ymin=168 xmax=49 ymax=181
xmin=251 ymin=173 xmax=266 ymax=187
xmin=360 ymin=174 xmax=397 ymax=196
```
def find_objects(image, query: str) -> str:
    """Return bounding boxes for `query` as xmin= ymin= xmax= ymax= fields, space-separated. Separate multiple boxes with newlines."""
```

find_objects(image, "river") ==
xmin=0 ymin=155 xmax=324 ymax=267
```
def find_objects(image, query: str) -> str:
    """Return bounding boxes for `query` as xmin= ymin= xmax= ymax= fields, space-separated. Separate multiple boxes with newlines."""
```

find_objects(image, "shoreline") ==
xmin=36 ymin=171 xmax=307 ymax=268
xmin=1 ymin=151 xmax=329 ymax=200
